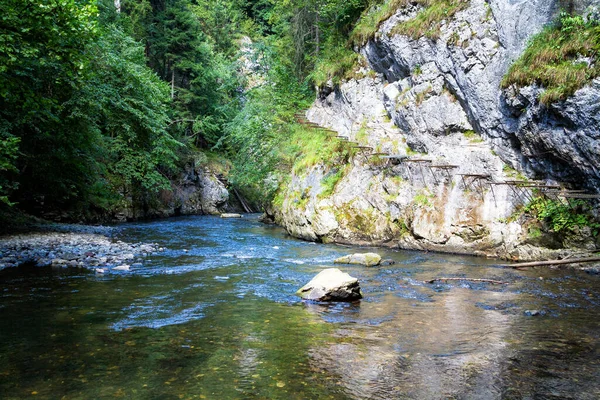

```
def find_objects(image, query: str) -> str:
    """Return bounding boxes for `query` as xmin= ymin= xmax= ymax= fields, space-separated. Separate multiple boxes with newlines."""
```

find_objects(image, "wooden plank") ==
xmin=561 ymin=193 xmax=600 ymax=199
xmin=369 ymin=152 xmax=389 ymax=157
xmin=402 ymin=159 xmax=433 ymax=163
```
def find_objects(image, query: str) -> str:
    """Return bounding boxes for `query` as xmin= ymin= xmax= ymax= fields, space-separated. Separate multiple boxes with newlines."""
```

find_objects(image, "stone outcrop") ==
xmin=273 ymin=0 xmax=600 ymax=260
xmin=334 ymin=253 xmax=382 ymax=267
xmin=221 ymin=213 xmax=242 ymax=218
xmin=116 ymin=161 xmax=234 ymax=221
xmin=297 ymin=268 xmax=362 ymax=301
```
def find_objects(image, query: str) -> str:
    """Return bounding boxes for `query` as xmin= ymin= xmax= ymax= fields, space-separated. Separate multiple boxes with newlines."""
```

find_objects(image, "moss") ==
xmin=501 ymin=12 xmax=600 ymax=105
xmin=334 ymin=201 xmax=380 ymax=237
xmin=528 ymin=226 xmax=543 ymax=239
xmin=463 ymin=129 xmax=483 ymax=143
xmin=502 ymin=164 xmax=527 ymax=180
xmin=318 ymin=166 xmax=348 ymax=199
xmin=413 ymin=189 xmax=435 ymax=208
xmin=355 ymin=121 xmax=369 ymax=144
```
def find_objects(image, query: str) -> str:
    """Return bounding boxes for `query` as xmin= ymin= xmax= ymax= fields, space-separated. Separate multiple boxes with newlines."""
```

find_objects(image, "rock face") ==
xmin=273 ymin=0 xmax=600 ymax=260
xmin=334 ymin=253 xmax=382 ymax=267
xmin=117 ymin=162 xmax=234 ymax=221
xmin=297 ymin=268 xmax=362 ymax=301
xmin=364 ymin=0 xmax=600 ymax=191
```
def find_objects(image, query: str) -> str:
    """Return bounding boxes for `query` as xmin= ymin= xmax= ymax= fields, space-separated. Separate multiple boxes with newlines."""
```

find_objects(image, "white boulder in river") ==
xmin=334 ymin=253 xmax=381 ymax=267
xmin=221 ymin=213 xmax=242 ymax=218
xmin=296 ymin=268 xmax=362 ymax=301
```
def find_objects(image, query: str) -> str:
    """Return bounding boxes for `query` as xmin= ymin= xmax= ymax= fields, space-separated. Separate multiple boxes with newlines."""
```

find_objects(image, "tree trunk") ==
xmin=500 ymin=257 xmax=600 ymax=268
xmin=425 ymin=278 xmax=509 ymax=285
xmin=171 ymin=69 xmax=175 ymax=100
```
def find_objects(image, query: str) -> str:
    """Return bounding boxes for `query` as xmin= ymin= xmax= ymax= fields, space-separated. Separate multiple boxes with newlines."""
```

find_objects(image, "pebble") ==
xmin=0 ymin=227 xmax=160 ymax=272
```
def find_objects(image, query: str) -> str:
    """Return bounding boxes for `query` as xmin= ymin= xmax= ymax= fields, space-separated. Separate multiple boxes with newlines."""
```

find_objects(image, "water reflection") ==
xmin=0 ymin=215 xmax=599 ymax=399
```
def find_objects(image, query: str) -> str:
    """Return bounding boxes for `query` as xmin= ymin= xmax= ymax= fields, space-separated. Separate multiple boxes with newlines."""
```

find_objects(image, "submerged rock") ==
xmin=297 ymin=268 xmax=362 ymax=301
xmin=221 ymin=213 xmax=242 ymax=218
xmin=334 ymin=253 xmax=381 ymax=267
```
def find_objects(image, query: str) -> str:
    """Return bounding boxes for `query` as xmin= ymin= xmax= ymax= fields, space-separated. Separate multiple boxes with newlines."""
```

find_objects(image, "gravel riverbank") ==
xmin=0 ymin=224 xmax=159 ymax=272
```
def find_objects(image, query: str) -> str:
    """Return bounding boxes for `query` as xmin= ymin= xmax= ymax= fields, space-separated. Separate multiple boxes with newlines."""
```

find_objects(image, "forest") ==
xmin=0 ymin=0 xmax=375 ymax=222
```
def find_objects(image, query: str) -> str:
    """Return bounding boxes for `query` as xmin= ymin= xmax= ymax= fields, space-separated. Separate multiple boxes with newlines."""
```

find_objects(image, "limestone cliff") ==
xmin=272 ymin=0 xmax=600 ymax=260
xmin=117 ymin=160 xmax=233 ymax=221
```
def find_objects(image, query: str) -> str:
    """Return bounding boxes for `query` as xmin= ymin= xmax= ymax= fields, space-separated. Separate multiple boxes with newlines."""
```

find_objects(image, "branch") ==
xmin=499 ymin=256 xmax=600 ymax=269
xmin=425 ymin=278 xmax=509 ymax=285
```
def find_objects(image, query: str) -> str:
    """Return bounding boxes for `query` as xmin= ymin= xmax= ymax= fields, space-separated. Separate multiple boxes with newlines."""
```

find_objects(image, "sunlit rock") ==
xmin=297 ymin=268 xmax=362 ymax=301
xmin=221 ymin=213 xmax=242 ymax=218
xmin=113 ymin=265 xmax=130 ymax=271
xmin=334 ymin=253 xmax=381 ymax=267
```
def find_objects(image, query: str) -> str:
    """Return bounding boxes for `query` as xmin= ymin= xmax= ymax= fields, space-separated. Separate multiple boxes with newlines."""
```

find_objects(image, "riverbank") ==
xmin=0 ymin=223 xmax=159 ymax=271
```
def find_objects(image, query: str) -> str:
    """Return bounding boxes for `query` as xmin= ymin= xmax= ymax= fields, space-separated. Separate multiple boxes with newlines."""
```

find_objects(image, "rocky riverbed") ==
xmin=0 ymin=225 xmax=159 ymax=272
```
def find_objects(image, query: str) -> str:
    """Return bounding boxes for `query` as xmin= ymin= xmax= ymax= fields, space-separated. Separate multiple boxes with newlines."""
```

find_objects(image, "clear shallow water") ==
xmin=1 ymin=215 xmax=600 ymax=399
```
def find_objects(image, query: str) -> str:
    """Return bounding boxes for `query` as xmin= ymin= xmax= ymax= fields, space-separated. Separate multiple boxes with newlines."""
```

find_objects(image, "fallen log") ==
xmin=425 ymin=278 xmax=509 ymax=285
xmin=499 ymin=256 xmax=600 ymax=269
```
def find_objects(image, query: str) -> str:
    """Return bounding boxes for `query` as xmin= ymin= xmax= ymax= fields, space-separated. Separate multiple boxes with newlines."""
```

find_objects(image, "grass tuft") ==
xmin=391 ymin=0 xmax=469 ymax=40
xmin=501 ymin=12 xmax=600 ymax=105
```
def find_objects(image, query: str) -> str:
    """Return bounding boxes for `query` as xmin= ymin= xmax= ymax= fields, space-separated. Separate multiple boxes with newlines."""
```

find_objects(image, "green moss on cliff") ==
xmin=351 ymin=0 xmax=469 ymax=45
xmin=319 ymin=166 xmax=349 ymax=199
xmin=501 ymin=12 xmax=600 ymax=105
xmin=334 ymin=201 xmax=381 ymax=237
xmin=391 ymin=0 xmax=469 ymax=40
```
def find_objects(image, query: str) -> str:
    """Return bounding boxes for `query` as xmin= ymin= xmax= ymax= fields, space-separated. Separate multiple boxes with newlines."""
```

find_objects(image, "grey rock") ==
xmin=297 ymin=268 xmax=362 ymax=301
xmin=524 ymin=310 xmax=542 ymax=317
xmin=272 ymin=0 xmax=600 ymax=261
xmin=221 ymin=213 xmax=242 ymax=218
xmin=334 ymin=253 xmax=382 ymax=267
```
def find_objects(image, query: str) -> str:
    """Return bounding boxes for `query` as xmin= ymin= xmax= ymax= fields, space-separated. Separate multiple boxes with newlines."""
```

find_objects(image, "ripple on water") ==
xmin=2 ymin=215 xmax=600 ymax=400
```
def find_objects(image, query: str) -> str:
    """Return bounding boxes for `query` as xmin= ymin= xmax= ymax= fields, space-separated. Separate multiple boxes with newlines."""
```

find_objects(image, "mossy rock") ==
xmin=334 ymin=253 xmax=381 ymax=267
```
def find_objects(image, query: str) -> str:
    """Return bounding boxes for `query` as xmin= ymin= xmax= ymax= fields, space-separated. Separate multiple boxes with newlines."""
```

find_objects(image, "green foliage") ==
xmin=350 ymin=0 xmax=409 ymax=46
xmin=463 ymin=129 xmax=483 ymax=143
xmin=0 ymin=0 xmax=184 ymax=217
xmin=311 ymin=43 xmax=360 ymax=86
xmin=319 ymin=167 xmax=347 ymax=198
xmin=524 ymin=197 xmax=600 ymax=234
xmin=391 ymin=0 xmax=469 ymax=40
xmin=501 ymin=12 xmax=600 ymax=105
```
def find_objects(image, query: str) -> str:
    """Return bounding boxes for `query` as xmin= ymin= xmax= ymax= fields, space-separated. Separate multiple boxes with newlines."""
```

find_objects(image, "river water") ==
xmin=1 ymin=215 xmax=599 ymax=399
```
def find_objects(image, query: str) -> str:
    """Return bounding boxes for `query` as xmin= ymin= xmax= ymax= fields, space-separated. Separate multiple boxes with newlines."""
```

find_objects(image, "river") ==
xmin=1 ymin=215 xmax=599 ymax=399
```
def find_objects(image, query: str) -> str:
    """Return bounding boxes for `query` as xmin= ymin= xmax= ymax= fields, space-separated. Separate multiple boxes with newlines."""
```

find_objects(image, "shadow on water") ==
xmin=1 ymin=215 xmax=600 ymax=399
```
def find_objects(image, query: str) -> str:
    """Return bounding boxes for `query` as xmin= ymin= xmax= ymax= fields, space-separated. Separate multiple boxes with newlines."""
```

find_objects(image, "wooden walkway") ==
xmin=293 ymin=112 xmax=599 ymax=205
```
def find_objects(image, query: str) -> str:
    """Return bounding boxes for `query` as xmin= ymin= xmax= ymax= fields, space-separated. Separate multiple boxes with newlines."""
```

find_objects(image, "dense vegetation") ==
xmin=0 ymin=0 xmax=241 ymax=219
xmin=0 ymin=0 xmax=375 ymax=219
xmin=1 ymin=0 xmax=596 ymax=222
xmin=502 ymin=11 xmax=600 ymax=105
